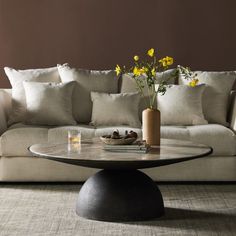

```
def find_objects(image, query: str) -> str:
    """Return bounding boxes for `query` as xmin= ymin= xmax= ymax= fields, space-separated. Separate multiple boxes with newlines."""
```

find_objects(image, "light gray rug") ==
xmin=0 ymin=184 xmax=235 ymax=236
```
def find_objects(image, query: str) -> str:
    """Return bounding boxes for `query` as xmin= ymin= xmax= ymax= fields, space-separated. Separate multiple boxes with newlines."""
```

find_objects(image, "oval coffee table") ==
xmin=29 ymin=138 xmax=212 ymax=222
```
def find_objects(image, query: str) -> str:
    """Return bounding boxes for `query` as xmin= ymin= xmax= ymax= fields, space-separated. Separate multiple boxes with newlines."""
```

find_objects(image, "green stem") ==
xmin=150 ymin=84 xmax=158 ymax=109
xmin=145 ymin=79 xmax=152 ymax=109
xmin=136 ymin=79 xmax=145 ymax=97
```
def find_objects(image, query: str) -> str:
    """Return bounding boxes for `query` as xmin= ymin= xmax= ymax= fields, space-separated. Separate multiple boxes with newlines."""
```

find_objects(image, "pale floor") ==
xmin=0 ymin=184 xmax=235 ymax=236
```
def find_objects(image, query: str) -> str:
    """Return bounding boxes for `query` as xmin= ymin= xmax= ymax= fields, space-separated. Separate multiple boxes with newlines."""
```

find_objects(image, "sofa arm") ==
xmin=0 ymin=89 xmax=12 ymax=135
xmin=229 ymin=90 xmax=236 ymax=132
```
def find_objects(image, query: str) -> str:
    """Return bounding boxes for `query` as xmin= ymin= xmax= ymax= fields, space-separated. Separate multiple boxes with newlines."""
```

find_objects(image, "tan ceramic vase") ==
xmin=142 ymin=108 xmax=160 ymax=146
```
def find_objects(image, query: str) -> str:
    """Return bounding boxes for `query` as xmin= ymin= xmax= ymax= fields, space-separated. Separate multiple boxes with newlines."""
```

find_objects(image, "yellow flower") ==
xmin=133 ymin=67 xmax=147 ymax=76
xmin=115 ymin=64 xmax=121 ymax=76
xmin=159 ymin=56 xmax=174 ymax=67
xmin=165 ymin=56 xmax=174 ymax=66
xmin=147 ymin=48 xmax=155 ymax=57
xmin=151 ymin=68 xmax=156 ymax=76
xmin=159 ymin=58 xmax=167 ymax=67
xmin=188 ymin=79 xmax=199 ymax=87
xmin=134 ymin=55 xmax=139 ymax=61
xmin=133 ymin=67 xmax=141 ymax=76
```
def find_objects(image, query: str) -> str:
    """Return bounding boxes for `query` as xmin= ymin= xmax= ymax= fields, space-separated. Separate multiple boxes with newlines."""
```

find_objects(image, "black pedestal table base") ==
xmin=76 ymin=169 xmax=164 ymax=222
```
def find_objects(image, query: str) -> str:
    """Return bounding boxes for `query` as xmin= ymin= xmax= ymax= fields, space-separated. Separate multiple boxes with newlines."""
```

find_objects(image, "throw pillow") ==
xmin=90 ymin=92 xmax=141 ymax=128
xmin=179 ymin=70 xmax=236 ymax=126
xmin=23 ymin=81 xmax=76 ymax=126
xmin=57 ymin=64 xmax=118 ymax=123
xmin=120 ymin=69 xmax=177 ymax=120
xmin=157 ymin=84 xmax=208 ymax=125
xmin=4 ymin=66 xmax=60 ymax=125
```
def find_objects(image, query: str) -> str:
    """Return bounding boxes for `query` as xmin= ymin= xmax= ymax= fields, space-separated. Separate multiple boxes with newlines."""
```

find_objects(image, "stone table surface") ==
xmin=29 ymin=138 xmax=213 ymax=170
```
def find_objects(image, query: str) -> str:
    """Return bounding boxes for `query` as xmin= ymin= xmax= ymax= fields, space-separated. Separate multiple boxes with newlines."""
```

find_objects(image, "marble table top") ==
xmin=29 ymin=138 xmax=213 ymax=170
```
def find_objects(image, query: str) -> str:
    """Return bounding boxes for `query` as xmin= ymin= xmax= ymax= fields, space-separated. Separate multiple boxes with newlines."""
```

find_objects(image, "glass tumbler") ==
xmin=68 ymin=129 xmax=81 ymax=152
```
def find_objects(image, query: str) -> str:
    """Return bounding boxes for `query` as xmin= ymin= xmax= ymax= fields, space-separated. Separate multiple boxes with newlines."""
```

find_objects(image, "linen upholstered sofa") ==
xmin=0 ymin=64 xmax=235 ymax=182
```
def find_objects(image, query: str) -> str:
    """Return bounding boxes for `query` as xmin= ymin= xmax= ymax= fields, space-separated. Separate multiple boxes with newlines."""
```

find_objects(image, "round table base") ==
xmin=76 ymin=169 xmax=164 ymax=222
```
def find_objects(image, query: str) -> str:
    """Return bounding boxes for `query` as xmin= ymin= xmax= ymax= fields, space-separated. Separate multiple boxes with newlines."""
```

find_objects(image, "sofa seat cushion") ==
xmin=187 ymin=124 xmax=236 ymax=156
xmin=1 ymin=124 xmax=96 ymax=157
xmin=48 ymin=125 xmax=95 ymax=144
xmin=161 ymin=126 xmax=190 ymax=140
xmin=0 ymin=125 xmax=49 ymax=157
xmin=1 ymin=124 xmax=235 ymax=157
xmin=7 ymin=122 xmax=53 ymax=130
xmin=95 ymin=126 xmax=142 ymax=138
xmin=161 ymin=124 xmax=236 ymax=156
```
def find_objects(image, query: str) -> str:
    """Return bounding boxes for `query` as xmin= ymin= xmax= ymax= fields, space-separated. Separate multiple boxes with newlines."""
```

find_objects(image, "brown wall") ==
xmin=0 ymin=0 xmax=236 ymax=88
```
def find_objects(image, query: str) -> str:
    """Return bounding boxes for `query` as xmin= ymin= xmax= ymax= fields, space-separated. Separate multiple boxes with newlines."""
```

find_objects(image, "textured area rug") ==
xmin=0 ymin=184 xmax=235 ymax=236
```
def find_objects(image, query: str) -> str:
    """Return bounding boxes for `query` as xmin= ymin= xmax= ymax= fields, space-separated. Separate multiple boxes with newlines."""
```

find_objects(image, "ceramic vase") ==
xmin=142 ymin=108 xmax=160 ymax=146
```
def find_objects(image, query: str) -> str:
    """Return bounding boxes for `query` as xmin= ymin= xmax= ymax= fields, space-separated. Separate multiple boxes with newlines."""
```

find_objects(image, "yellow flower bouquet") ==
xmin=115 ymin=48 xmax=197 ymax=109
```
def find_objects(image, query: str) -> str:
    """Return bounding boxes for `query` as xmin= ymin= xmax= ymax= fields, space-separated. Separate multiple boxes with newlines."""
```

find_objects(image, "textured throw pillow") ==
xmin=120 ymin=69 xmax=177 ymax=120
xmin=23 ymin=81 xmax=76 ymax=126
xmin=58 ymin=64 xmax=118 ymax=123
xmin=157 ymin=84 xmax=208 ymax=125
xmin=90 ymin=92 xmax=141 ymax=128
xmin=4 ymin=66 xmax=60 ymax=125
xmin=179 ymin=71 xmax=236 ymax=126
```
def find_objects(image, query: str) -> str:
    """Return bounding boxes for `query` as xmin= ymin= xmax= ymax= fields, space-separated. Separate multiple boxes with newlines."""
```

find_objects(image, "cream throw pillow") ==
xmin=4 ymin=66 xmax=60 ymax=125
xmin=157 ymin=84 xmax=207 ymax=125
xmin=90 ymin=92 xmax=141 ymax=128
xmin=179 ymin=71 xmax=236 ymax=126
xmin=23 ymin=81 xmax=76 ymax=126
xmin=58 ymin=64 xmax=118 ymax=123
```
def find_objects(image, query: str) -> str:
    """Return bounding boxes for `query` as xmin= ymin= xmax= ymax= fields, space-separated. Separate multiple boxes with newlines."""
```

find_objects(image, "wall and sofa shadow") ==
xmin=0 ymin=0 xmax=236 ymax=88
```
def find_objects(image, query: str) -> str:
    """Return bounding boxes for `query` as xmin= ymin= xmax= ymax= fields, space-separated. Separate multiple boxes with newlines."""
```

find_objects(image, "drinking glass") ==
xmin=68 ymin=129 xmax=81 ymax=153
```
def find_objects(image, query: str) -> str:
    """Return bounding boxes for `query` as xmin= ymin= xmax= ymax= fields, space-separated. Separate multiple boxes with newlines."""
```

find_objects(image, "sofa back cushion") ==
xmin=58 ymin=64 xmax=118 ymax=123
xmin=120 ymin=69 xmax=176 ymax=120
xmin=179 ymin=71 xmax=236 ymax=126
xmin=4 ymin=66 xmax=60 ymax=125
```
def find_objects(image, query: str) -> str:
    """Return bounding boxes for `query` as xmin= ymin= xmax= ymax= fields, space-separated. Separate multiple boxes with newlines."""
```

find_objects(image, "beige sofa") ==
xmin=0 ymin=85 xmax=235 ymax=182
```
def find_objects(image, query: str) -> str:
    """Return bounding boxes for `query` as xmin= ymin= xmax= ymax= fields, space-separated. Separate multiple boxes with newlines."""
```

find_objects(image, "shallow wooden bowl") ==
xmin=100 ymin=136 xmax=137 ymax=145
